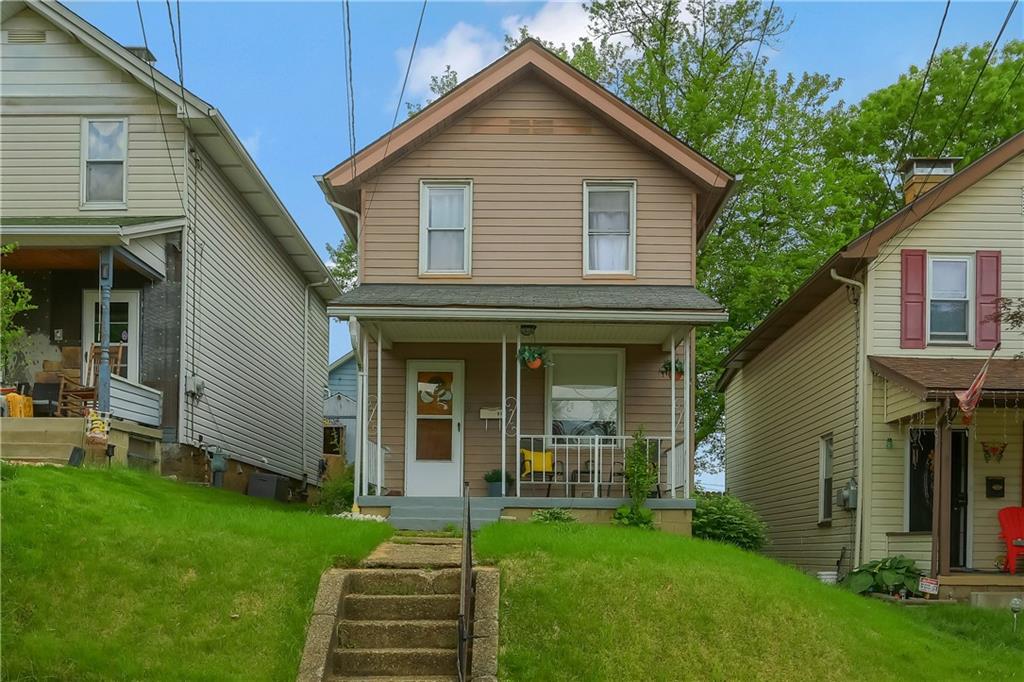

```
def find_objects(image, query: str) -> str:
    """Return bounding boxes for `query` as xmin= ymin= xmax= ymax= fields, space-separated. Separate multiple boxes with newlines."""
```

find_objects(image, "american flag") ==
xmin=955 ymin=343 xmax=1000 ymax=424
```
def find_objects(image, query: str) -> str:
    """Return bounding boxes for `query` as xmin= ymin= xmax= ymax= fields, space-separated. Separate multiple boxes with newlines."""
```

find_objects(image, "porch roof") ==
xmin=869 ymin=355 xmax=1024 ymax=400
xmin=330 ymin=283 xmax=725 ymax=323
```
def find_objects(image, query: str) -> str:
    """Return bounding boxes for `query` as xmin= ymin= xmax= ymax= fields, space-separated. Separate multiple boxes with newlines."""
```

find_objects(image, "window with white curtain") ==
xmin=419 ymin=180 xmax=472 ymax=274
xmin=584 ymin=181 xmax=635 ymax=275
xmin=546 ymin=348 xmax=623 ymax=437
xmin=81 ymin=118 xmax=127 ymax=206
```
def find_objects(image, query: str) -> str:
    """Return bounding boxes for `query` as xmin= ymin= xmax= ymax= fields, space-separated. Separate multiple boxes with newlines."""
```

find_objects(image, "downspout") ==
xmin=302 ymin=277 xmax=332 ymax=484
xmin=831 ymin=268 xmax=866 ymax=567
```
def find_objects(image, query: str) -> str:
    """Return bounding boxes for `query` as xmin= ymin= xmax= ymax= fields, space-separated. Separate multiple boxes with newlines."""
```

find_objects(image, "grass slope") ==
xmin=476 ymin=523 xmax=1024 ymax=681
xmin=1 ymin=465 xmax=391 ymax=681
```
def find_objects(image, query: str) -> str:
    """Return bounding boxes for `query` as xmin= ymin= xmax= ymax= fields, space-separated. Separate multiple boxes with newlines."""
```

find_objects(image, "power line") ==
xmin=875 ymin=0 xmax=1020 ymax=269
xmin=362 ymin=0 xmax=428 ymax=225
xmin=342 ymin=0 xmax=357 ymax=185
xmin=851 ymin=0 xmax=951 ymax=269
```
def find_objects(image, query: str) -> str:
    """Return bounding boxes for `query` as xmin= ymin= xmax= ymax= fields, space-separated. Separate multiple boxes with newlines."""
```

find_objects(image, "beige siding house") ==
xmin=317 ymin=41 xmax=734 ymax=530
xmin=0 ymin=1 xmax=337 ymax=486
xmin=722 ymin=132 xmax=1024 ymax=598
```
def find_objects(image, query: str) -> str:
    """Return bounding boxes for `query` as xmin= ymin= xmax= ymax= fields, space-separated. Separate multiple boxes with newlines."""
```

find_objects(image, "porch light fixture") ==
xmin=1010 ymin=597 xmax=1022 ymax=633
xmin=519 ymin=324 xmax=537 ymax=337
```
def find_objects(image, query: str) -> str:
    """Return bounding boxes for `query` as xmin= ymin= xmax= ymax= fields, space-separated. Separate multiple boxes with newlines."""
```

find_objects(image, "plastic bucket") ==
xmin=817 ymin=570 xmax=839 ymax=585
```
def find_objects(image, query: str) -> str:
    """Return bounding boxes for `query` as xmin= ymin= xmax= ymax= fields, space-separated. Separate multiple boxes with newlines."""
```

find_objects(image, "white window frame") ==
xmin=583 ymin=180 xmax=637 ymax=276
xmin=926 ymin=254 xmax=973 ymax=345
xmin=80 ymin=117 xmax=128 ymax=209
xmin=81 ymin=289 xmax=141 ymax=383
xmin=418 ymin=179 xmax=473 ymax=276
xmin=818 ymin=434 xmax=834 ymax=523
xmin=543 ymin=347 xmax=626 ymax=437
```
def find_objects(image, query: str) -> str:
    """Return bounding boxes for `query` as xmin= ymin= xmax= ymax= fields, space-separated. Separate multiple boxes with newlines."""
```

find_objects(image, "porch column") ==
xmin=683 ymin=335 xmax=691 ymax=498
xmin=97 ymin=246 xmax=114 ymax=412
xmin=501 ymin=333 xmax=507 ymax=497
xmin=670 ymin=334 xmax=677 ymax=499
xmin=515 ymin=332 xmax=521 ymax=498
xmin=376 ymin=329 xmax=383 ymax=494
xmin=930 ymin=404 xmax=952 ymax=577
xmin=361 ymin=327 xmax=369 ymax=497
xmin=350 ymin=318 xmax=362 ymax=505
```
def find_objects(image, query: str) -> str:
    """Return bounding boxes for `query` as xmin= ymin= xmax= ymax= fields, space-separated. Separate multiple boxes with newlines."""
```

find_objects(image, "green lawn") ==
xmin=1 ymin=464 xmax=391 ymax=681
xmin=475 ymin=522 xmax=1024 ymax=681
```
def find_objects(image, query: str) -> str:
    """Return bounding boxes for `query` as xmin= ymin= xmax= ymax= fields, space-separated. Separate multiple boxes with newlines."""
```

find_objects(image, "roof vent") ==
xmin=899 ymin=157 xmax=960 ymax=205
xmin=125 ymin=46 xmax=157 ymax=65
xmin=6 ymin=29 xmax=46 ymax=44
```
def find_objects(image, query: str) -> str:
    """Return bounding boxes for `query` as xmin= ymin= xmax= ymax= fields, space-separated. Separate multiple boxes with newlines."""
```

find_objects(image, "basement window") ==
xmin=81 ymin=118 xmax=127 ymax=208
xmin=819 ymin=435 xmax=834 ymax=523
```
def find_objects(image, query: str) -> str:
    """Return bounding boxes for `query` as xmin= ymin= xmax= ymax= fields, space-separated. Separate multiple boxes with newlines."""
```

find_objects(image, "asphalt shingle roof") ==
xmin=331 ymin=284 xmax=723 ymax=311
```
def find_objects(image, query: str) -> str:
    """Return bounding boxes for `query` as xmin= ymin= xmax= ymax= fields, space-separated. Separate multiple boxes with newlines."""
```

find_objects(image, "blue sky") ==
xmin=67 ymin=0 xmax=1021 ymax=367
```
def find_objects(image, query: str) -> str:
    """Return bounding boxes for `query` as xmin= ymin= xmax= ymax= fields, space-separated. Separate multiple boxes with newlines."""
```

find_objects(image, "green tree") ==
xmin=1 ymin=244 xmax=36 ymax=380
xmin=406 ymin=65 xmax=460 ymax=117
xmin=325 ymin=238 xmax=358 ymax=292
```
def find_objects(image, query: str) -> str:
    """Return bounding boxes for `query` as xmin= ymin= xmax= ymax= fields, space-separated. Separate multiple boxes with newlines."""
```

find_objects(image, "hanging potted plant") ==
xmin=518 ymin=345 xmax=548 ymax=369
xmin=660 ymin=359 xmax=685 ymax=381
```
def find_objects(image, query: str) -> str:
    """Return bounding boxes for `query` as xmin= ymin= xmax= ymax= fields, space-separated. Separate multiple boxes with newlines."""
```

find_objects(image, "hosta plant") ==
xmin=842 ymin=555 xmax=923 ymax=596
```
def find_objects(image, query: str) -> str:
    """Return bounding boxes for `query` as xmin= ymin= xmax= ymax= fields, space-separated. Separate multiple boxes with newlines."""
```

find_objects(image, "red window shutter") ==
xmin=900 ymin=249 xmax=927 ymax=349
xmin=975 ymin=250 xmax=1001 ymax=350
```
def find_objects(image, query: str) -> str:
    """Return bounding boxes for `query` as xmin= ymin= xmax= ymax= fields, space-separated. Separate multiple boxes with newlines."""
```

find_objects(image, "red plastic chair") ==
xmin=998 ymin=507 xmax=1024 ymax=574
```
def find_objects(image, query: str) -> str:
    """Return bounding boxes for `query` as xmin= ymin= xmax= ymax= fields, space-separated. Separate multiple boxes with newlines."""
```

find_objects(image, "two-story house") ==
xmin=317 ymin=40 xmax=734 ymax=531
xmin=721 ymin=131 xmax=1024 ymax=599
xmin=0 ymin=1 xmax=338 ymax=490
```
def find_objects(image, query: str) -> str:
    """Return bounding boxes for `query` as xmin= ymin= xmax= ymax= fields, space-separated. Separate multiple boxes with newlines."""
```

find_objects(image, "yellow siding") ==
xmin=0 ymin=9 xmax=186 ymax=218
xmin=360 ymin=76 xmax=696 ymax=286
xmin=724 ymin=286 xmax=858 ymax=573
xmin=885 ymin=533 xmax=932 ymax=571
xmin=883 ymin=380 xmax=938 ymax=423
xmin=867 ymin=154 xmax=1024 ymax=358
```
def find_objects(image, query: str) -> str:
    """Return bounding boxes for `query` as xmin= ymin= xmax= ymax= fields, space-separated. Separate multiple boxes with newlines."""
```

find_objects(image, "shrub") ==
xmin=531 ymin=507 xmax=577 ymax=524
xmin=613 ymin=505 xmax=654 ymax=529
xmin=842 ymin=555 xmax=923 ymax=596
xmin=314 ymin=464 xmax=354 ymax=515
xmin=1 ymin=461 xmax=18 ymax=481
xmin=692 ymin=492 xmax=767 ymax=551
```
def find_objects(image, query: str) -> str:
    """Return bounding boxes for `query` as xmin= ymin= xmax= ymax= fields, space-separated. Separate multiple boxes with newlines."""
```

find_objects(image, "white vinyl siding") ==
xmin=419 ymin=180 xmax=472 ymax=275
xmin=867 ymin=153 xmax=1024 ymax=358
xmin=724 ymin=285 xmax=857 ymax=574
xmin=584 ymin=181 xmax=636 ymax=275
xmin=185 ymin=142 xmax=328 ymax=481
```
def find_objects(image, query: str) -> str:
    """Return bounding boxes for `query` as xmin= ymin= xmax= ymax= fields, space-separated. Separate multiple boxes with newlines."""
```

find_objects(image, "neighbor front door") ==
xmin=405 ymin=360 xmax=464 ymax=496
xmin=82 ymin=290 xmax=140 ymax=383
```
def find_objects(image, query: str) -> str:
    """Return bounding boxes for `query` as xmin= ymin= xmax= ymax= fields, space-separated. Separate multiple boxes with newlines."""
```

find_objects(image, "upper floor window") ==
xmin=928 ymin=256 xmax=971 ymax=343
xmin=81 ymin=118 xmax=127 ymax=207
xmin=419 ymin=180 xmax=472 ymax=275
xmin=584 ymin=181 xmax=635 ymax=276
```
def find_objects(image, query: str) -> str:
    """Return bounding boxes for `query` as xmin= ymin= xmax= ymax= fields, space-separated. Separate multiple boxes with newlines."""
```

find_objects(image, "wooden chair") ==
xmin=998 ymin=507 xmax=1024 ymax=574
xmin=58 ymin=344 xmax=123 ymax=416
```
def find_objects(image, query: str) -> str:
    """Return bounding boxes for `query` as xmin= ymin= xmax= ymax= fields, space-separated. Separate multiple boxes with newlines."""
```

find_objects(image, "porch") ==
xmin=333 ymin=284 xmax=726 ymax=515
xmin=1 ymin=225 xmax=178 ymax=436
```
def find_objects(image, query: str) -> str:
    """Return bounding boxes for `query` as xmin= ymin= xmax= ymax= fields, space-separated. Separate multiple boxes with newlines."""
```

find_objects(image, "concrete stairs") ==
xmin=0 ymin=418 xmax=85 ymax=464
xmin=382 ymin=498 xmax=503 ymax=532
xmin=330 ymin=539 xmax=462 ymax=681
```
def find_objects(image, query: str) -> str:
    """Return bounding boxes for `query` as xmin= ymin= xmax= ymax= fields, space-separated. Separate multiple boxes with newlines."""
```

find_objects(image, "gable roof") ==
xmin=328 ymin=351 xmax=355 ymax=374
xmin=318 ymin=39 xmax=734 ymax=242
xmin=4 ymin=0 xmax=340 ymax=300
xmin=718 ymin=129 xmax=1024 ymax=391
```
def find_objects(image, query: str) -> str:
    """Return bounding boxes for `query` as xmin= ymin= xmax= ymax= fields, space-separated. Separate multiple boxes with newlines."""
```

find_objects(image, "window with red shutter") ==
xmin=900 ymin=249 xmax=927 ymax=349
xmin=975 ymin=250 xmax=1001 ymax=350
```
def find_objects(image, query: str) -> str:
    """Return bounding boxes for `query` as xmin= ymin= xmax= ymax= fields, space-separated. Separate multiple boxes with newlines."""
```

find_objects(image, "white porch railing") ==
xmin=513 ymin=434 xmax=683 ymax=498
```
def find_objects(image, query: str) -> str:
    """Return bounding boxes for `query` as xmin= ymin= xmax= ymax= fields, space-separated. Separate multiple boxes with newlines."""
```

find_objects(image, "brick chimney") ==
xmin=899 ymin=157 xmax=959 ymax=204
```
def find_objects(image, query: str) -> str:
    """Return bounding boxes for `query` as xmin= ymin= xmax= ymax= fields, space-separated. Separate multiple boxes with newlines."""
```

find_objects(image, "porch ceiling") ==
xmin=2 ymin=247 xmax=141 ymax=272
xmin=369 ymin=318 xmax=690 ymax=345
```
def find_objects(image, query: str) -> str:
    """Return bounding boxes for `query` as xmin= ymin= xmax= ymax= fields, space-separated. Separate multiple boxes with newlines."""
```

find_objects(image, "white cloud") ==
xmin=240 ymin=131 xmax=262 ymax=159
xmin=501 ymin=1 xmax=589 ymax=49
xmin=401 ymin=22 xmax=503 ymax=100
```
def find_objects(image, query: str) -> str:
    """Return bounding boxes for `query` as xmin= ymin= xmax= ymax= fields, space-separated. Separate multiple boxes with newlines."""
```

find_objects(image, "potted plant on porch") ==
xmin=660 ymin=359 xmax=685 ymax=381
xmin=483 ymin=469 xmax=511 ymax=497
xmin=517 ymin=345 xmax=548 ymax=370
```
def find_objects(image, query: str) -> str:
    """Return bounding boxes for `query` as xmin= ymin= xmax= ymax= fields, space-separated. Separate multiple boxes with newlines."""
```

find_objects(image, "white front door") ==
xmin=82 ymin=290 xmax=141 ymax=383
xmin=405 ymin=360 xmax=464 ymax=496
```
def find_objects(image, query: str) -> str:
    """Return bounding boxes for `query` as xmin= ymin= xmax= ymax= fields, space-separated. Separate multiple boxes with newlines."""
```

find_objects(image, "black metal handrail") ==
xmin=457 ymin=481 xmax=472 ymax=681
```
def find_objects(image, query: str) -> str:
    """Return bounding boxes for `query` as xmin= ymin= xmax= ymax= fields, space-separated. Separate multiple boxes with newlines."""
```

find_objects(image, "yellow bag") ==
xmin=520 ymin=448 xmax=554 ymax=476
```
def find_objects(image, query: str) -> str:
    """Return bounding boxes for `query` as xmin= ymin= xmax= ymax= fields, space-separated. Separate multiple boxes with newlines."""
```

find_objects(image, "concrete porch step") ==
xmin=334 ymin=648 xmax=457 ymax=677
xmin=338 ymin=619 xmax=457 ymax=649
xmin=0 ymin=442 xmax=79 ymax=463
xmin=346 ymin=568 xmax=460 ymax=595
xmin=330 ymin=676 xmax=457 ymax=682
xmin=343 ymin=594 xmax=459 ymax=621
xmin=384 ymin=517 xmax=488 ymax=532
